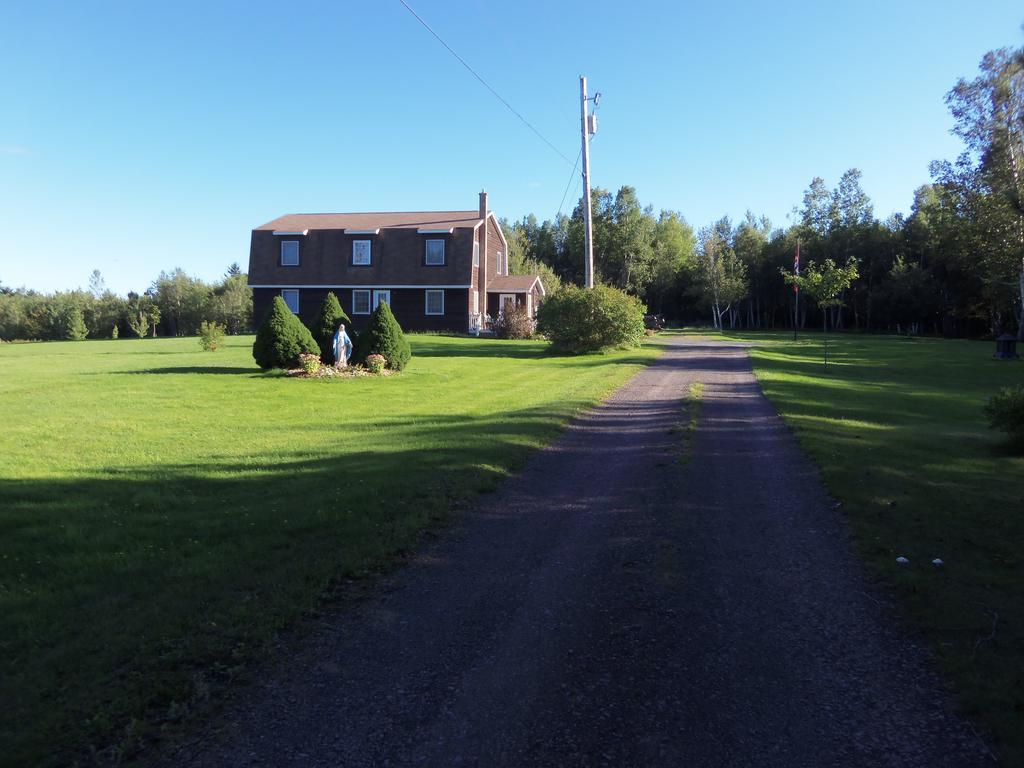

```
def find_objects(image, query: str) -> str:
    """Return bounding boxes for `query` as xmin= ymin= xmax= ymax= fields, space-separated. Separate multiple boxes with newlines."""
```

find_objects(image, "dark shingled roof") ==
xmin=487 ymin=275 xmax=545 ymax=294
xmin=257 ymin=211 xmax=482 ymax=232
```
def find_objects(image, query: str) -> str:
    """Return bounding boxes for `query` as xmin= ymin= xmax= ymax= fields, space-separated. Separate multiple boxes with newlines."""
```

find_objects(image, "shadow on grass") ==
xmin=988 ymin=437 xmax=1024 ymax=457
xmin=1 ymin=395 xmax=664 ymax=767
xmin=410 ymin=338 xmax=662 ymax=365
xmin=127 ymin=366 xmax=269 ymax=376
xmin=410 ymin=339 xmax=546 ymax=359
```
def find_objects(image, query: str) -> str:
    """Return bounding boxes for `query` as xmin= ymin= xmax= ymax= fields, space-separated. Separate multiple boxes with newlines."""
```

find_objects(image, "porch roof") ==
xmin=486 ymin=275 xmax=545 ymax=295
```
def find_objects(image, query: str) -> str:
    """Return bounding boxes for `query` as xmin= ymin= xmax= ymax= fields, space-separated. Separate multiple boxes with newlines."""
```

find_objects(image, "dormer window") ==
xmin=352 ymin=240 xmax=372 ymax=266
xmin=425 ymin=239 xmax=445 ymax=266
xmin=280 ymin=240 xmax=299 ymax=266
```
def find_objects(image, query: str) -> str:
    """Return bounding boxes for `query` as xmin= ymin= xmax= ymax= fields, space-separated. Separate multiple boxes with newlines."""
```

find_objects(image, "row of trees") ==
xmin=0 ymin=265 xmax=252 ymax=341
xmin=503 ymin=38 xmax=1024 ymax=339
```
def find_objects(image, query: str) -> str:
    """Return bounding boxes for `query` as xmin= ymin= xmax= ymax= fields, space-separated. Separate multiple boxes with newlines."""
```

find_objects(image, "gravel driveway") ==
xmin=165 ymin=334 xmax=990 ymax=767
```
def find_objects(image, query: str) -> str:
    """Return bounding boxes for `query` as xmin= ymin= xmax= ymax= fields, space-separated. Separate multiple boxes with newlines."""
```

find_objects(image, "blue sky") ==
xmin=1 ymin=0 xmax=1021 ymax=294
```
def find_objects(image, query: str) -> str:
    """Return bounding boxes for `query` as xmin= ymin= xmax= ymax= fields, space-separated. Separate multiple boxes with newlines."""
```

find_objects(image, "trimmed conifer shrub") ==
xmin=351 ymin=301 xmax=411 ymax=371
xmin=307 ymin=292 xmax=353 ymax=363
xmin=252 ymin=296 xmax=319 ymax=369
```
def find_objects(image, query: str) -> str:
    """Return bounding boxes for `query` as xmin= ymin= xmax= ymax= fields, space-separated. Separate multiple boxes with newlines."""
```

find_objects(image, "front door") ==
xmin=373 ymin=290 xmax=391 ymax=310
xmin=499 ymin=293 xmax=516 ymax=315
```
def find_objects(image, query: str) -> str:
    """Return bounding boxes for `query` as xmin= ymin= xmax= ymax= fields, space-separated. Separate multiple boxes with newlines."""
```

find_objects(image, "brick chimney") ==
xmin=478 ymin=190 xmax=488 ymax=321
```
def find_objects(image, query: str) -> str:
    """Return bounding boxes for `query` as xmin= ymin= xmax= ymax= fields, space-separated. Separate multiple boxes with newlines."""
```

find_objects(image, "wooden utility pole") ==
xmin=580 ymin=75 xmax=595 ymax=289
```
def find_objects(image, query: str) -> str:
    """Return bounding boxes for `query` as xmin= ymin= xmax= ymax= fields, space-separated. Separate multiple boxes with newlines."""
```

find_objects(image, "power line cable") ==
xmin=557 ymin=148 xmax=583 ymax=219
xmin=397 ymin=0 xmax=572 ymax=165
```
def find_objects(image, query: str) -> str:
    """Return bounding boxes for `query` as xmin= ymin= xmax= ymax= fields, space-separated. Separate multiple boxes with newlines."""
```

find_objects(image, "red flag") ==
xmin=793 ymin=241 xmax=800 ymax=294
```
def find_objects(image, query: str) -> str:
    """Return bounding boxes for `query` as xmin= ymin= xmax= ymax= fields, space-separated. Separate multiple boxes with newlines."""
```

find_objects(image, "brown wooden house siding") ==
xmin=486 ymin=216 xmax=505 ymax=276
xmin=248 ymin=228 xmax=474 ymax=288
xmin=253 ymin=287 xmax=469 ymax=333
xmin=248 ymin=196 xmax=538 ymax=334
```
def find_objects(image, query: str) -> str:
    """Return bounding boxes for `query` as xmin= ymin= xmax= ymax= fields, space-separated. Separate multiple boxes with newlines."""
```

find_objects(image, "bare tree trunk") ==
xmin=823 ymin=310 xmax=829 ymax=366
xmin=1018 ymin=259 xmax=1024 ymax=341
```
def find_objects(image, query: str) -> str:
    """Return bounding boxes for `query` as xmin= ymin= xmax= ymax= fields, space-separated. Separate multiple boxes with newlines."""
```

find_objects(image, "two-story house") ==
xmin=247 ymin=192 xmax=544 ymax=333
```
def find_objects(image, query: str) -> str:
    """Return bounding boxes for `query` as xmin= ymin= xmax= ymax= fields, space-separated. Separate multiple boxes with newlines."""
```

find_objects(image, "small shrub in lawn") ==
xmin=352 ymin=302 xmax=411 ymax=371
xmin=55 ymin=305 xmax=88 ymax=341
xmin=366 ymin=353 xmax=386 ymax=374
xmin=252 ymin=296 xmax=319 ymax=369
xmin=128 ymin=311 xmax=150 ymax=339
xmin=494 ymin=303 xmax=535 ymax=339
xmin=297 ymin=352 xmax=322 ymax=376
xmin=537 ymin=284 xmax=646 ymax=353
xmin=984 ymin=385 xmax=1024 ymax=445
xmin=198 ymin=320 xmax=225 ymax=351
xmin=307 ymin=292 xmax=354 ymax=364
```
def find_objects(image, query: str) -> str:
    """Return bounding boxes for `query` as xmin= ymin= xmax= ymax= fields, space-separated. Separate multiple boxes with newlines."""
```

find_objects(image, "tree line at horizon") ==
xmin=2 ymin=38 xmax=1020 ymax=343
xmin=504 ymin=37 xmax=1024 ymax=340
xmin=0 ymin=265 xmax=252 ymax=341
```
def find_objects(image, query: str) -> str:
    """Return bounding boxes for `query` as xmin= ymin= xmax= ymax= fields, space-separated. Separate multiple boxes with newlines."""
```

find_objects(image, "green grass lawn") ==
xmin=0 ymin=334 xmax=658 ymax=766
xmin=709 ymin=329 xmax=1024 ymax=764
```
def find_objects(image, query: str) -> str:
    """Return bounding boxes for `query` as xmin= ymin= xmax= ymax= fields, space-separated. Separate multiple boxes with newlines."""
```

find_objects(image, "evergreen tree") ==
xmin=307 ymin=292 xmax=353 ymax=363
xmin=351 ymin=301 xmax=411 ymax=371
xmin=62 ymin=305 xmax=88 ymax=341
xmin=252 ymin=296 xmax=319 ymax=369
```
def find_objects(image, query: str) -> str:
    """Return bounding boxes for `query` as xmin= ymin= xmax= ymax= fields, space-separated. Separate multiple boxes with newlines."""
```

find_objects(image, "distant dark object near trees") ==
xmin=644 ymin=314 xmax=665 ymax=330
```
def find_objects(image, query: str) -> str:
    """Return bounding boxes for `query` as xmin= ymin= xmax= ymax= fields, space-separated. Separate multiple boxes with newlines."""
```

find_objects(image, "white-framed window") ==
xmin=425 ymin=239 xmax=445 ymax=266
xmin=372 ymin=290 xmax=390 ymax=309
xmin=472 ymin=241 xmax=480 ymax=267
xmin=280 ymin=240 xmax=299 ymax=266
xmin=497 ymin=251 xmax=504 ymax=274
xmin=281 ymin=289 xmax=299 ymax=314
xmin=352 ymin=289 xmax=371 ymax=315
xmin=471 ymin=291 xmax=479 ymax=314
xmin=352 ymin=240 xmax=372 ymax=266
xmin=425 ymin=290 xmax=445 ymax=316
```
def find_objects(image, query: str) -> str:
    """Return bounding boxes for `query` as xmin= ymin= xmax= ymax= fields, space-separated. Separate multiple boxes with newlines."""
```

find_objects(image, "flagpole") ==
xmin=793 ymin=238 xmax=800 ymax=342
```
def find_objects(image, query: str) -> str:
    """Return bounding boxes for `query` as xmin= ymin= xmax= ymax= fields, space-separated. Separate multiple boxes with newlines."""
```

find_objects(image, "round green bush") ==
xmin=536 ymin=284 xmax=646 ymax=353
xmin=351 ymin=301 xmax=411 ymax=371
xmin=307 ymin=292 xmax=354 ymax=364
xmin=252 ymin=296 xmax=319 ymax=369
xmin=984 ymin=384 xmax=1024 ymax=445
